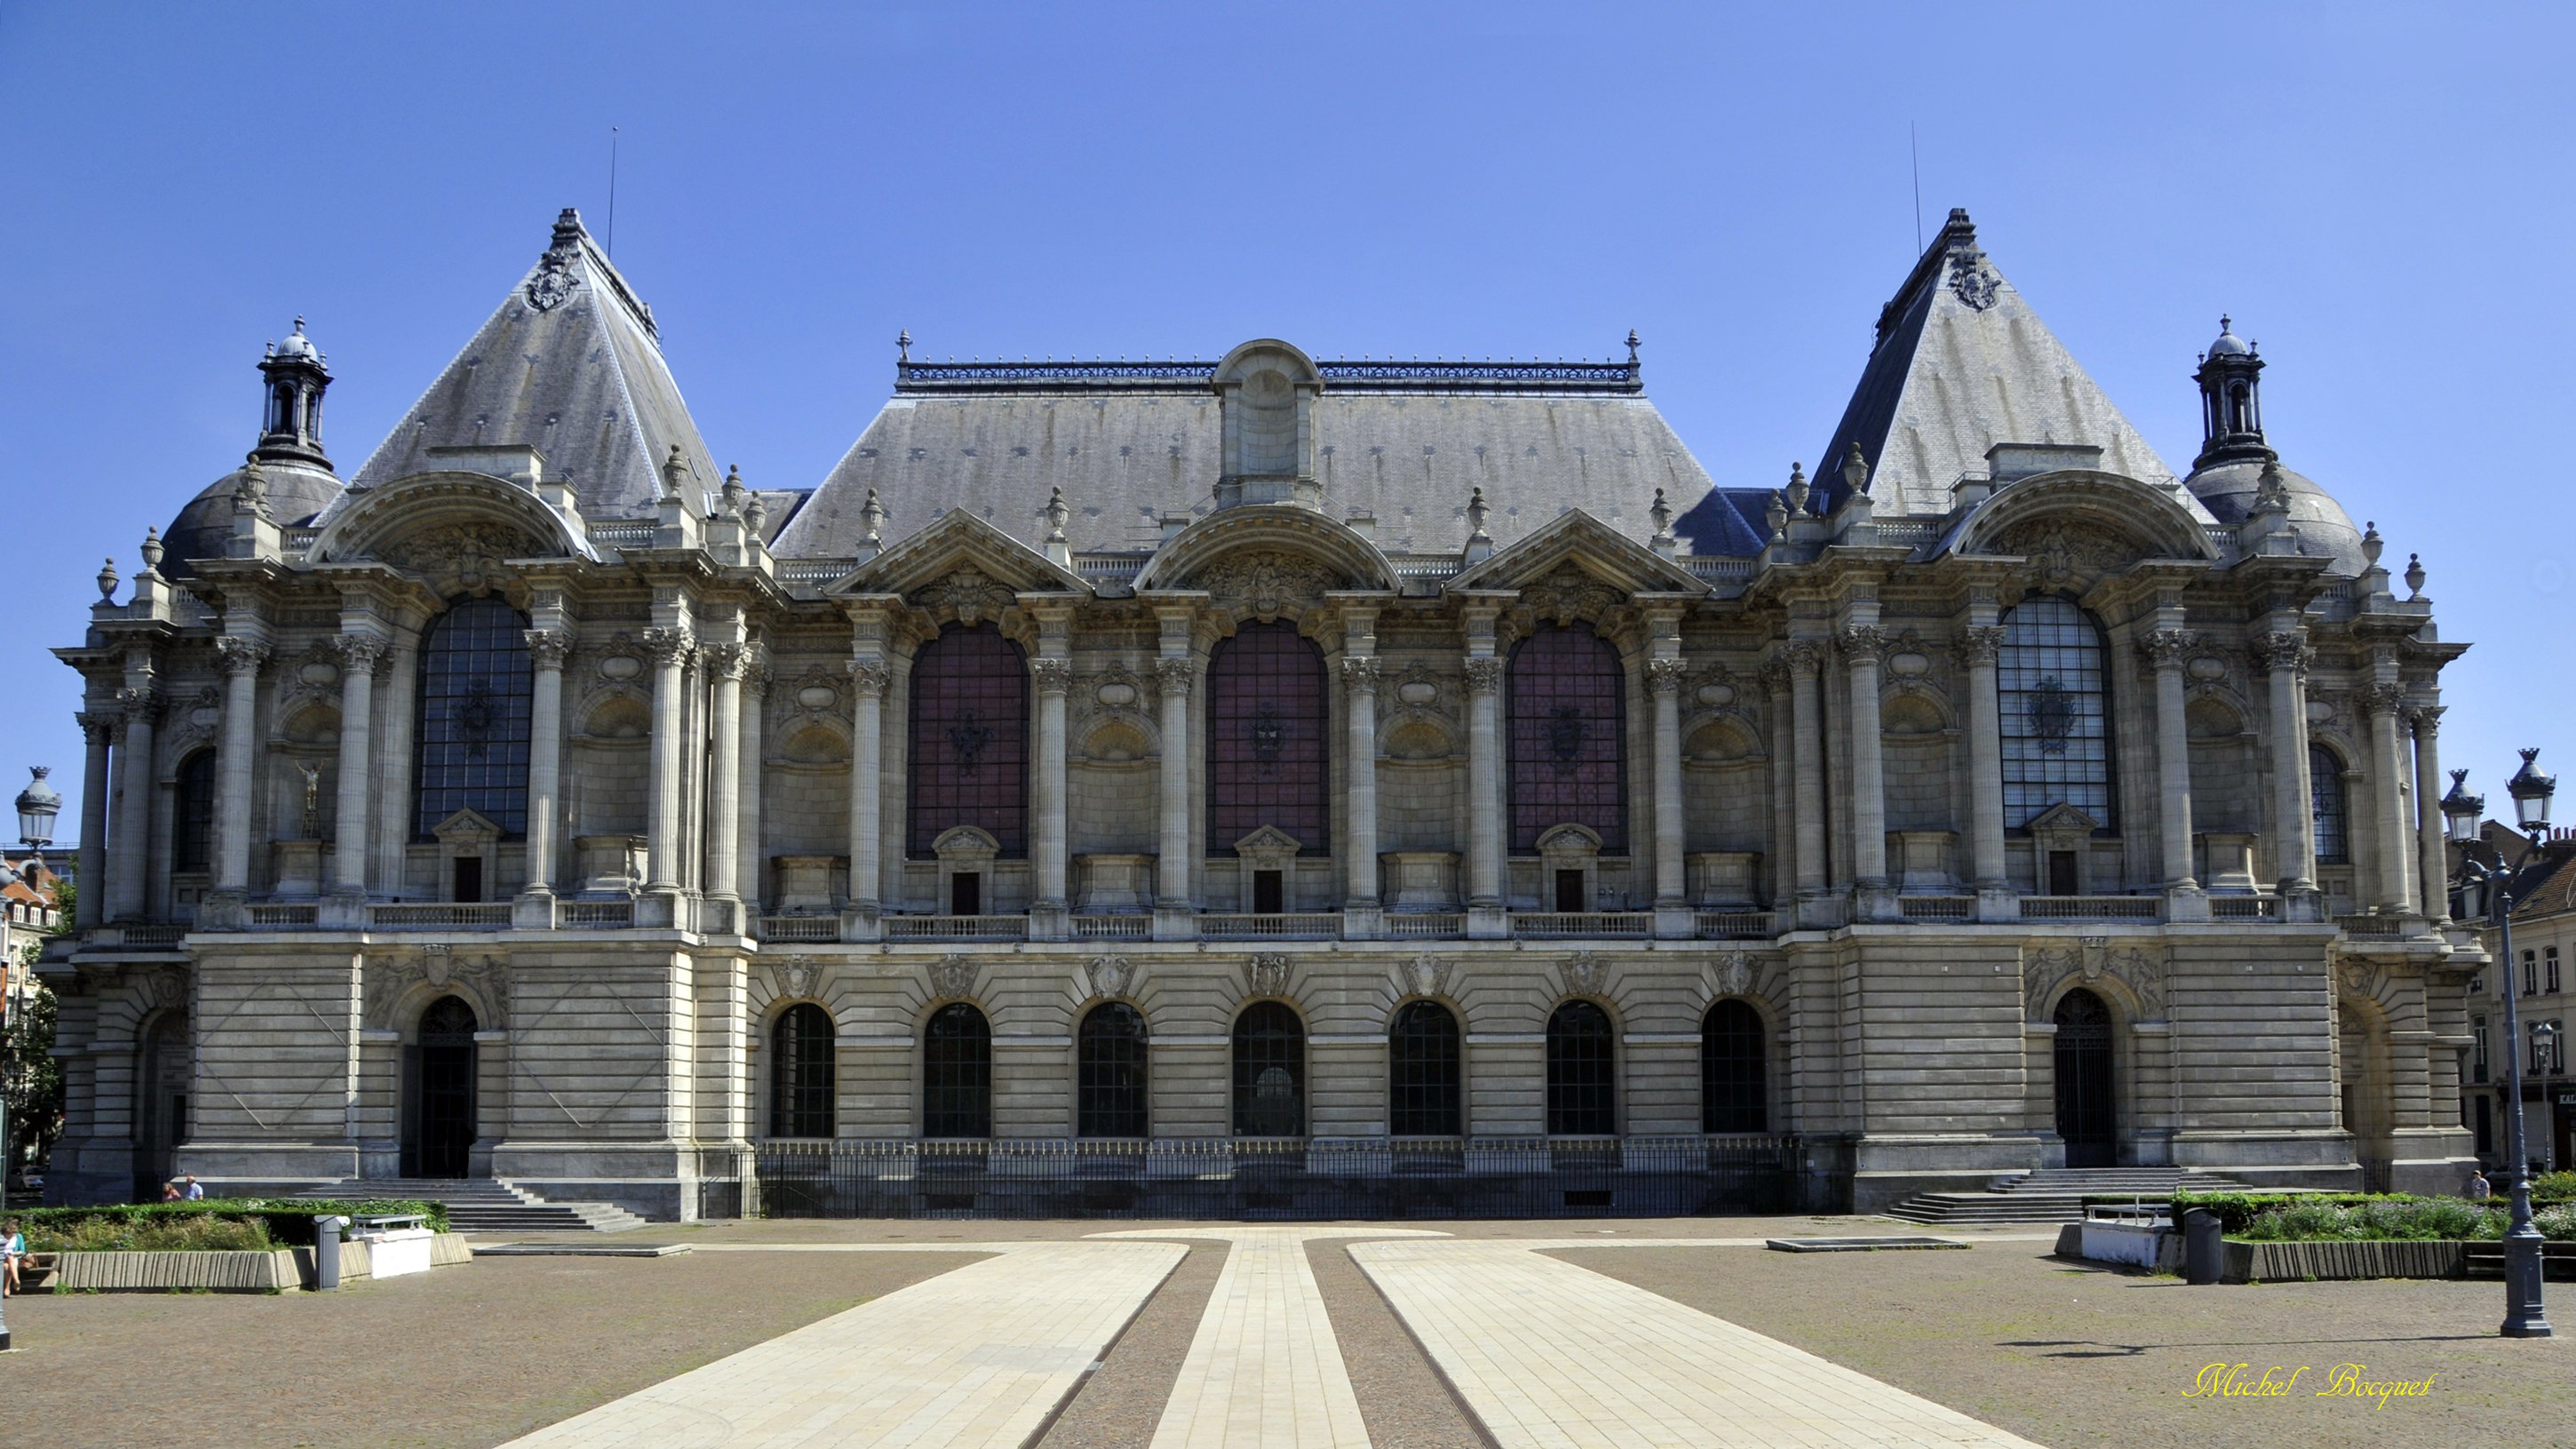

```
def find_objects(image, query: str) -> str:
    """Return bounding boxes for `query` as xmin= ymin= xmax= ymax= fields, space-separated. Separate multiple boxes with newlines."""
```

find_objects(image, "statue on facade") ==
xmin=298 ymin=762 xmax=323 ymax=839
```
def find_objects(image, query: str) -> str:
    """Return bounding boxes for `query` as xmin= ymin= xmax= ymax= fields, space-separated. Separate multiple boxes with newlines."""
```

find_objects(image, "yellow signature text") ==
xmin=2183 ymin=1363 xmax=2435 ymax=1408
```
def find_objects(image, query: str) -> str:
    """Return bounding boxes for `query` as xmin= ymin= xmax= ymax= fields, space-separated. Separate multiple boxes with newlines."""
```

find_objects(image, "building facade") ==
xmin=2453 ymin=820 xmax=2575 ymax=1174
xmin=41 ymin=208 xmax=2482 ymax=1216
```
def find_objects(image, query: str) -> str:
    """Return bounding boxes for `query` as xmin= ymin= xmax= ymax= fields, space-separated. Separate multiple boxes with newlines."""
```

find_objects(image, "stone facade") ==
xmin=40 ymin=209 xmax=2486 ymax=1217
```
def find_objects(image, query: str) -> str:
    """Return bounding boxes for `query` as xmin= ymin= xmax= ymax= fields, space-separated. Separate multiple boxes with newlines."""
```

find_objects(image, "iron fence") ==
xmin=704 ymin=1133 xmax=1806 ymax=1221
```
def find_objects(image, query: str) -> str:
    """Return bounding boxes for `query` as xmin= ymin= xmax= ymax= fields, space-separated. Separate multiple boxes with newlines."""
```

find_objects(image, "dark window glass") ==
xmin=1252 ymin=871 xmax=1284 ymax=913
xmin=452 ymin=856 xmax=482 ymax=904
xmin=413 ymin=598 xmax=535 ymax=838
xmin=1701 ymin=999 xmax=1768 ymax=1133
xmin=172 ymin=749 xmax=217 ymax=874
xmin=2310 ymin=744 xmax=2349 ymax=864
xmin=1388 ymin=1000 xmax=1462 ymax=1136
xmin=1207 ymin=621 xmax=1330 ymax=854
xmin=1231 ymin=1000 xmax=1306 ymax=1136
xmin=769 ymin=1002 xmax=836 ymax=1138
xmin=922 ymin=1002 xmax=991 ymax=1138
xmin=1999 ymin=598 xmax=2112 ymax=830
xmin=2053 ymin=988 xmax=2116 ymax=1166
xmin=1546 ymin=999 xmax=1617 ymax=1135
xmin=908 ymin=625 xmax=1029 ymax=857
xmin=950 ymin=872 xmax=982 ymax=916
xmin=1077 ymin=1002 xmax=1149 ymax=1138
xmin=1508 ymin=624 xmax=1628 ymax=853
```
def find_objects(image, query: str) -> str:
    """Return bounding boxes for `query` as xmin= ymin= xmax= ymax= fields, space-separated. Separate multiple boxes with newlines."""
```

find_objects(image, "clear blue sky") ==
xmin=3 ymin=3 xmax=2569 ymax=843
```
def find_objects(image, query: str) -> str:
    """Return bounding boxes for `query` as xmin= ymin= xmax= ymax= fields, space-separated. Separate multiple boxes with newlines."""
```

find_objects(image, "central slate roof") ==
xmin=775 ymin=354 xmax=1732 ymax=560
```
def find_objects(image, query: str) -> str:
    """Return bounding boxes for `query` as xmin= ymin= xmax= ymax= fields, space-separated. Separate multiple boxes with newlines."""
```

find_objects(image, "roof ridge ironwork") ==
xmin=892 ymin=354 xmax=1645 ymax=396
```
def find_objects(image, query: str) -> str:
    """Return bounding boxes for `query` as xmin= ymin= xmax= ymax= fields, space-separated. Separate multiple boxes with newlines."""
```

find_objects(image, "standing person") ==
xmin=182 ymin=1174 xmax=204 ymax=1201
xmin=2467 ymin=1166 xmax=2493 ymax=1201
xmin=2 ymin=1218 xmax=22 ymax=1296
xmin=159 ymin=1180 xmax=181 ymax=1203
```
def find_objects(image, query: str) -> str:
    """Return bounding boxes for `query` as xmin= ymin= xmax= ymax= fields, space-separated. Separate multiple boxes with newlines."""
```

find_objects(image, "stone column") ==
xmin=1464 ymin=655 xmax=1506 ymax=929
xmin=2362 ymin=681 xmax=2414 ymax=913
xmin=211 ymin=637 xmax=268 ymax=899
xmin=1647 ymin=656 xmax=1689 ymax=930
xmin=2410 ymin=703 xmax=2447 ymax=924
xmin=1342 ymin=655 xmax=1380 ymax=911
xmin=705 ymin=643 xmax=748 ymax=913
xmin=75 ymin=711 xmax=112 ymax=928
xmin=737 ymin=648 xmax=767 ymax=906
xmin=1030 ymin=655 xmax=1072 ymax=929
xmin=521 ymin=630 xmax=572 ymax=901
xmin=1954 ymin=627 xmax=2009 ymax=901
xmin=1841 ymin=626 xmax=1890 ymax=911
xmin=2257 ymin=630 xmax=2316 ymax=899
xmin=110 ymin=686 xmax=160 ymax=921
xmin=329 ymin=633 xmax=385 ymax=898
xmin=1786 ymin=642 xmax=1827 ymax=900
xmin=370 ymin=628 xmax=418 ymax=895
xmin=641 ymin=625 xmax=693 ymax=892
xmin=2142 ymin=629 xmax=2199 ymax=896
xmin=1154 ymin=655 xmax=1196 ymax=935
xmin=1761 ymin=660 xmax=1795 ymax=910
xmin=847 ymin=658 xmax=890 ymax=920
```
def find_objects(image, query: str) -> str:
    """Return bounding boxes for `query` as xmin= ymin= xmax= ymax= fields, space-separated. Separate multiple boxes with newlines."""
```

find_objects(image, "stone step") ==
xmin=1888 ymin=1171 xmax=2260 ymax=1225
xmin=296 ymin=1178 xmax=648 ymax=1232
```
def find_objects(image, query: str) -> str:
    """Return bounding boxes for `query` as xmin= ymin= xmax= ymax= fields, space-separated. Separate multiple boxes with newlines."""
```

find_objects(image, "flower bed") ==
xmin=2170 ymin=1190 xmax=2576 ymax=1244
xmin=19 ymin=1197 xmax=449 ymax=1253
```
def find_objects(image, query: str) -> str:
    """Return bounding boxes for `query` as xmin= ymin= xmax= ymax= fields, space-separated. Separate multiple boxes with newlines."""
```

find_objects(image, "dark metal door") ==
xmin=408 ymin=996 xmax=479 ymax=1179
xmin=2053 ymin=989 xmax=2116 ymax=1168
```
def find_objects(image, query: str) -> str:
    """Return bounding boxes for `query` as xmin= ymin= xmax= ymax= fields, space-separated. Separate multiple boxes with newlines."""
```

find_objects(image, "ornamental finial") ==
xmin=1045 ymin=485 xmax=1069 ymax=543
xmin=2361 ymin=520 xmax=2384 ymax=567
xmin=1785 ymin=462 xmax=1810 ymax=518
xmin=1650 ymin=487 xmax=1673 ymax=541
xmin=897 ymin=329 xmax=911 ymax=364
xmin=861 ymin=487 xmax=886 ymax=546
xmin=1841 ymin=442 xmax=1870 ymax=497
xmin=139 ymin=525 xmax=164 ymax=575
xmin=2405 ymin=553 xmax=2426 ymax=599
xmin=1465 ymin=485 xmax=1491 ymax=543
xmin=97 ymin=556 xmax=119 ymax=601
xmin=1626 ymin=328 xmax=1641 ymax=365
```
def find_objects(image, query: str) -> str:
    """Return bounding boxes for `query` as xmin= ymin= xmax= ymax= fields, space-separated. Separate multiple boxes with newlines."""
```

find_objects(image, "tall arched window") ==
xmin=413 ymin=597 xmax=535 ymax=839
xmin=769 ymin=1003 xmax=837 ymax=1139
xmin=172 ymin=749 xmax=218 ymax=874
xmin=1207 ymin=620 xmax=1330 ymax=853
xmin=1508 ymin=623 xmax=1628 ymax=852
xmin=1546 ymin=999 xmax=1617 ymax=1135
xmin=922 ymin=1002 xmax=991 ymax=1138
xmin=1232 ymin=1000 xmax=1306 ymax=1136
xmin=1701 ymin=999 xmax=1768 ymax=1133
xmin=1077 ymin=1002 xmax=1149 ymax=1138
xmin=908 ymin=624 xmax=1030 ymax=858
xmin=2310 ymin=744 xmax=2350 ymax=864
xmin=1999 ymin=598 xmax=2113 ymax=829
xmin=1388 ymin=1000 xmax=1462 ymax=1136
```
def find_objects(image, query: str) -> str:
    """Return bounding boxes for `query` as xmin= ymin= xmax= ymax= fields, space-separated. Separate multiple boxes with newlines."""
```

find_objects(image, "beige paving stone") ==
xmin=1352 ymin=1239 xmax=2052 ymax=1449
xmin=497 ymin=1239 xmax=1184 ymax=1449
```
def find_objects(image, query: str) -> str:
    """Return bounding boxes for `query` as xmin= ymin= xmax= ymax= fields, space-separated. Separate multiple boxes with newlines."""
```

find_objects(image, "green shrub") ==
xmin=25 ymin=1214 xmax=275 ymax=1253
xmin=16 ymin=1196 xmax=448 ymax=1249
xmin=2170 ymin=1190 xmax=2576 ymax=1244
xmin=2530 ymin=1171 xmax=2576 ymax=1206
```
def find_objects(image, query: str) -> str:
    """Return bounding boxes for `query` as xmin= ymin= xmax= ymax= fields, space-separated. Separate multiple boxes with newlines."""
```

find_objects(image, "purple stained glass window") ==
xmin=414 ymin=597 xmax=534 ymax=838
xmin=1507 ymin=623 xmax=1628 ymax=853
xmin=1207 ymin=620 xmax=1330 ymax=855
xmin=908 ymin=624 xmax=1029 ymax=858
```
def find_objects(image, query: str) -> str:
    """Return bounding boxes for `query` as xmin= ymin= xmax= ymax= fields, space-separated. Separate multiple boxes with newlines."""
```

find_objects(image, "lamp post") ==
xmin=2446 ymin=748 xmax=2556 ymax=1338
xmin=0 ymin=768 xmax=47 ymax=1352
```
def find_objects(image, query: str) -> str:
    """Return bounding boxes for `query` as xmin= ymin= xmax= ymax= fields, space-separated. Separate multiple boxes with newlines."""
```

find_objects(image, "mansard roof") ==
xmin=774 ymin=350 xmax=1729 ymax=561
xmin=344 ymin=210 xmax=720 ymax=522
xmin=1811 ymin=210 xmax=2192 ymax=521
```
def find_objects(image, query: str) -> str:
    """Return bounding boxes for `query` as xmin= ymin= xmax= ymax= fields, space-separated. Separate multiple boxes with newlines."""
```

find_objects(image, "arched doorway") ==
xmin=134 ymin=1011 xmax=190 ymax=1202
xmin=1232 ymin=1001 xmax=1306 ymax=1137
xmin=1701 ymin=999 xmax=1768 ymax=1133
xmin=2338 ymin=993 xmax=2397 ymax=1191
xmin=403 ymin=996 xmax=479 ymax=1179
xmin=922 ymin=1003 xmax=992 ymax=1139
xmin=2053 ymin=988 xmax=2116 ymax=1167
xmin=1546 ymin=1000 xmax=1618 ymax=1136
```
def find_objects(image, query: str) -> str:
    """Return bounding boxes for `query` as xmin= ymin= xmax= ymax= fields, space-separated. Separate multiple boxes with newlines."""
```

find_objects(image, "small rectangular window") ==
xmin=1252 ymin=870 xmax=1284 ymax=915
xmin=2548 ymin=948 xmax=2562 ymax=996
xmin=452 ymin=856 xmax=482 ymax=904
xmin=1555 ymin=870 xmax=1586 ymax=912
xmin=2524 ymin=951 xmax=2539 ymax=997
xmin=950 ymin=872 xmax=982 ymax=917
xmin=2047 ymin=851 xmax=2079 ymax=896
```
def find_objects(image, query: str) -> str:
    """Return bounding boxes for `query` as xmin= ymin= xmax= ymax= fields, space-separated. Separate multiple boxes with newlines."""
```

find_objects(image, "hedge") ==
xmin=14 ymin=1197 xmax=449 ymax=1245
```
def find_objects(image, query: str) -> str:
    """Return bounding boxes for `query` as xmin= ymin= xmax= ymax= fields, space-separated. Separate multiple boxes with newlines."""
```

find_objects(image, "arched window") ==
xmin=922 ymin=1002 xmax=992 ymax=1138
xmin=1231 ymin=1000 xmax=1306 ymax=1136
xmin=1546 ymin=999 xmax=1617 ymax=1135
xmin=2310 ymin=744 xmax=2349 ymax=864
xmin=405 ymin=995 xmax=479 ymax=1179
xmin=1207 ymin=620 xmax=1330 ymax=854
xmin=769 ymin=1003 xmax=836 ymax=1139
xmin=1077 ymin=1002 xmax=1149 ymax=1138
xmin=2052 ymin=988 xmax=2116 ymax=1167
xmin=1508 ymin=623 xmax=1628 ymax=853
xmin=172 ymin=749 xmax=218 ymax=875
xmin=1701 ymin=999 xmax=1768 ymax=1133
xmin=1388 ymin=1000 xmax=1462 ymax=1136
xmin=413 ymin=597 xmax=535 ymax=839
xmin=908 ymin=624 xmax=1029 ymax=858
xmin=1999 ymin=598 xmax=2113 ymax=829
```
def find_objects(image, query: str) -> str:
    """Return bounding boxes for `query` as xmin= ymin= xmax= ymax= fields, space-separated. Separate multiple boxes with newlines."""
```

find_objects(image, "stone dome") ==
xmin=2206 ymin=320 xmax=2252 ymax=358
xmin=272 ymin=320 xmax=321 ymax=362
xmin=162 ymin=458 xmax=343 ymax=580
xmin=2184 ymin=457 xmax=2367 ymax=577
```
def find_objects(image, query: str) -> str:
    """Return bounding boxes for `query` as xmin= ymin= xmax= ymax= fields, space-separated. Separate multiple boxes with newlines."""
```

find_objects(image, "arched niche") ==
xmin=1951 ymin=469 xmax=2220 ymax=579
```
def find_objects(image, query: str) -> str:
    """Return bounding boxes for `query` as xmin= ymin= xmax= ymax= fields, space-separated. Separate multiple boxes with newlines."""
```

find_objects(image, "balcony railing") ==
xmin=761 ymin=914 xmax=839 ymax=942
xmin=2021 ymin=896 xmax=2160 ymax=921
xmin=1073 ymin=915 xmax=1151 ymax=940
xmin=1694 ymin=910 xmax=1777 ymax=938
xmin=1895 ymin=896 xmax=1974 ymax=921
xmin=2210 ymin=896 xmax=2283 ymax=921
xmin=886 ymin=914 xmax=1029 ymax=942
xmin=2337 ymin=913 xmax=2408 ymax=939
xmin=368 ymin=903 xmax=511 ymax=930
xmin=1386 ymin=913 xmax=1465 ymax=938
xmin=559 ymin=899 xmax=636 ymax=928
xmin=1514 ymin=912 xmax=1651 ymax=939
xmin=1201 ymin=912 xmax=1340 ymax=941
xmin=245 ymin=903 xmax=319 ymax=928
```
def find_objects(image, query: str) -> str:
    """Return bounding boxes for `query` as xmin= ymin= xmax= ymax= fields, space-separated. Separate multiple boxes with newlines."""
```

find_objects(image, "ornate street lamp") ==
xmin=2455 ymin=747 xmax=2556 ymax=1338
xmin=13 ymin=766 xmax=59 ymax=852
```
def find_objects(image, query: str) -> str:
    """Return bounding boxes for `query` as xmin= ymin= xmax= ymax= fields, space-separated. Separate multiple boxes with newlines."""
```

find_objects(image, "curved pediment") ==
xmin=1134 ymin=505 xmax=1398 ymax=606
xmin=308 ymin=471 xmax=592 ymax=585
xmin=1948 ymin=471 xmax=2219 ymax=572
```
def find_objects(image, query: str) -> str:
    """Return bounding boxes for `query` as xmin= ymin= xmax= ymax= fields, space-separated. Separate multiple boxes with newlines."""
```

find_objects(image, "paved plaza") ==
xmin=6 ymin=1218 xmax=2566 ymax=1448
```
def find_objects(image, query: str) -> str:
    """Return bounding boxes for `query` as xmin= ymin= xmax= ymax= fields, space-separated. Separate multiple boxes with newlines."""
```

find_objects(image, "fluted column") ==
xmin=521 ymin=630 xmax=572 ymax=898
xmin=2142 ymin=629 xmax=2198 ymax=893
xmin=1342 ymin=654 xmax=1381 ymax=910
xmin=2409 ymin=703 xmax=2447 ymax=924
xmin=110 ymin=685 xmax=161 ymax=920
xmin=736 ymin=649 xmax=767 ymax=905
xmin=1786 ymin=642 xmax=1826 ymax=898
xmin=1464 ymin=655 xmax=1505 ymax=912
xmin=370 ymin=628 xmax=418 ymax=895
xmin=2363 ymin=681 xmax=2414 ymax=913
xmin=641 ymin=625 xmax=693 ymax=891
xmin=211 ymin=637 xmax=268 ymax=896
xmin=1841 ymin=627 xmax=1888 ymax=892
xmin=1647 ymin=657 xmax=1687 ymax=906
xmin=1954 ymin=627 xmax=2008 ymax=891
xmin=847 ymin=658 xmax=890 ymax=915
xmin=75 ymin=711 xmax=112 ymax=928
xmin=2257 ymin=630 xmax=2315 ymax=896
xmin=705 ymin=642 xmax=748 ymax=905
xmin=1031 ymin=656 xmax=1072 ymax=912
xmin=1761 ymin=660 xmax=1795 ymax=909
xmin=1154 ymin=656 xmax=1195 ymax=912
xmin=329 ymin=633 xmax=385 ymax=896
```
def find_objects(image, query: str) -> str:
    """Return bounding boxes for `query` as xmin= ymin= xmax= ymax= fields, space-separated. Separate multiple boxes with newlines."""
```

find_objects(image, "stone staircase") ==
xmin=1885 ymin=1168 xmax=2255 ymax=1226
xmin=293 ymin=1177 xmax=648 ymax=1234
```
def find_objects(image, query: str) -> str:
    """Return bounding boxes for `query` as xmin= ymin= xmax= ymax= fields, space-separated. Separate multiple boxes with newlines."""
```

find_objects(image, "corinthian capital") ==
xmin=2359 ymin=681 xmax=2410 ymax=717
xmin=113 ymin=685 xmax=163 ymax=722
xmin=2405 ymin=701 xmax=2445 ymax=735
xmin=1460 ymin=657 xmax=1504 ymax=695
xmin=1776 ymin=641 xmax=1822 ymax=675
xmin=2253 ymin=630 xmax=2313 ymax=674
xmin=1030 ymin=657 xmax=1074 ymax=695
xmin=1836 ymin=625 xmax=1889 ymax=665
xmin=1644 ymin=657 xmax=1688 ymax=696
xmin=640 ymin=625 xmax=695 ymax=666
xmin=213 ymin=636 xmax=272 ymax=678
xmin=1950 ymin=626 xmax=2004 ymax=670
xmin=1154 ymin=657 xmax=1196 ymax=696
xmin=329 ymin=632 xmax=387 ymax=673
xmin=847 ymin=658 xmax=893 ymax=699
xmin=523 ymin=628 xmax=576 ymax=670
xmin=2138 ymin=629 xmax=2197 ymax=669
xmin=704 ymin=641 xmax=751 ymax=681
xmin=1340 ymin=655 xmax=1382 ymax=690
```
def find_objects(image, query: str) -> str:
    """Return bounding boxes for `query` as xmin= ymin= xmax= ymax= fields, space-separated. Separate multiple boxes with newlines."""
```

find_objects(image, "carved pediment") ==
xmin=1189 ymin=550 xmax=1340 ymax=623
xmin=1448 ymin=507 xmax=1706 ymax=597
xmin=828 ymin=507 xmax=1089 ymax=601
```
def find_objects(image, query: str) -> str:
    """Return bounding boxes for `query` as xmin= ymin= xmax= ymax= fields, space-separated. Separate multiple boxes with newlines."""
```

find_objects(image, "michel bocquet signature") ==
xmin=2183 ymin=1362 xmax=2435 ymax=1408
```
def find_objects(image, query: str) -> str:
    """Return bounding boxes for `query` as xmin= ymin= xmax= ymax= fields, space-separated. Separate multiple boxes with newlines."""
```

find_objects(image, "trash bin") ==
xmin=313 ymin=1214 xmax=352 ymax=1291
xmin=2182 ymin=1207 xmax=2222 ymax=1286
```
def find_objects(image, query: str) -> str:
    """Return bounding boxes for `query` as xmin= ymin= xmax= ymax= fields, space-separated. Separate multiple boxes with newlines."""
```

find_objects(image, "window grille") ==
xmin=1231 ymin=1000 xmax=1306 ymax=1136
xmin=922 ymin=1003 xmax=992 ymax=1138
xmin=1388 ymin=1000 xmax=1462 ymax=1136
xmin=413 ymin=597 xmax=534 ymax=838
xmin=1077 ymin=1002 xmax=1149 ymax=1138
xmin=1207 ymin=622 xmax=1329 ymax=854
xmin=1546 ymin=999 xmax=1617 ymax=1135
xmin=1999 ymin=598 xmax=2112 ymax=830
xmin=769 ymin=1003 xmax=836 ymax=1138
xmin=908 ymin=625 xmax=1029 ymax=857
xmin=1508 ymin=624 xmax=1628 ymax=853
xmin=173 ymin=749 xmax=218 ymax=873
xmin=1701 ymin=999 xmax=1768 ymax=1132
